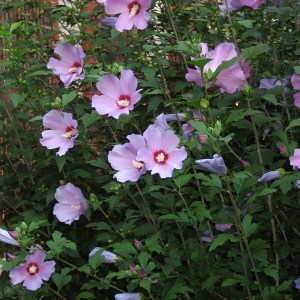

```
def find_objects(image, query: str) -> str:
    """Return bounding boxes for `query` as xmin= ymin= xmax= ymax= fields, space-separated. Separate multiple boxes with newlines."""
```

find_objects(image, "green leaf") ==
xmin=87 ymin=158 xmax=108 ymax=171
xmin=165 ymin=283 xmax=193 ymax=300
xmin=226 ymin=109 xmax=262 ymax=125
xmin=188 ymin=58 xmax=213 ymax=71
xmin=202 ymin=275 xmax=223 ymax=291
xmin=116 ymin=113 xmax=131 ymax=129
xmin=140 ymin=279 xmax=152 ymax=292
xmin=241 ymin=44 xmax=269 ymax=59
xmin=52 ymin=268 xmax=72 ymax=291
xmin=62 ymin=91 xmax=77 ymax=107
xmin=209 ymin=234 xmax=239 ymax=251
xmin=138 ymin=251 xmax=150 ymax=269
xmin=276 ymin=280 xmax=293 ymax=293
xmin=193 ymin=173 xmax=222 ymax=189
xmin=221 ymin=278 xmax=240 ymax=287
xmin=293 ymin=66 xmax=300 ymax=74
xmin=10 ymin=93 xmax=25 ymax=107
xmin=29 ymin=116 xmax=43 ymax=122
xmin=88 ymin=251 xmax=105 ymax=270
xmin=189 ymin=120 xmax=210 ymax=135
xmin=145 ymin=232 xmax=162 ymax=254
xmin=285 ymin=118 xmax=300 ymax=131
xmin=28 ymin=220 xmax=50 ymax=233
xmin=82 ymin=110 xmax=100 ymax=129
xmin=46 ymin=231 xmax=77 ymax=255
xmin=55 ymin=156 xmax=66 ymax=173
xmin=242 ymin=214 xmax=258 ymax=238
xmin=27 ymin=70 xmax=52 ymax=79
xmin=10 ymin=21 xmax=22 ymax=33
xmin=190 ymin=201 xmax=212 ymax=220
xmin=173 ymin=174 xmax=193 ymax=189
xmin=110 ymin=241 xmax=138 ymax=255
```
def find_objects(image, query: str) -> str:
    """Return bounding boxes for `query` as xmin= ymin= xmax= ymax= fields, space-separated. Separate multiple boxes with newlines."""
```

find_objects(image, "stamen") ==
xmin=62 ymin=127 xmax=77 ymax=138
xmin=117 ymin=95 xmax=130 ymax=108
xmin=26 ymin=263 xmax=39 ymax=275
xmin=69 ymin=62 xmax=81 ymax=73
xmin=71 ymin=205 xmax=81 ymax=210
xmin=156 ymin=153 xmax=165 ymax=162
xmin=132 ymin=160 xmax=144 ymax=170
xmin=128 ymin=1 xmax=141 ymax=17
xmin=154 ymin=150 xmax=168 ymax=164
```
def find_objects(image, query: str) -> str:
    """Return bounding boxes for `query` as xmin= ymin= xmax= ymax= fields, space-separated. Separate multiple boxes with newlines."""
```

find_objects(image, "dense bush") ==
xmin=1 ymin=0 xmax=300 ymax=299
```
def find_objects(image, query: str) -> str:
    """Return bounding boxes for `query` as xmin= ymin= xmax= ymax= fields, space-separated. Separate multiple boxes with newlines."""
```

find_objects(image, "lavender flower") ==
xmin=89 ymin=247 xmax=118 ymax=263
xmin=101 ymin=17 xmax=118 ymax=26
xmin=92 ymin=70 xmax=142 ymax=119
xmin=296 ymin=180 xmax=300 ymax=189
xmin=136 ymin=127 xmax=187 ymax=179
xmin=53 ymin=183 xmax=88 ymax=225
xmin=0 ymin=229 xmax=19 ymax=246
xmin=47 ymin=43 xmax=85 ymax=87
xmin=257 ymin=170 xmax=281 ymax=182
xmin=186 ymin=43 xmax=246 ymax=94
xmin=290 ymin=149 xmax=300 ymax=169
xmin=115 ymin=293 xmax=142 ymax=300
xmin=40 ymin=109 xmax=78 ymax=156
xmin=105 ymin=0 xmax=151 ymax=32
xmin=195 ymin=154 xmax=227 ymax=175
xmin=108 ymin=134 xmax=147 ymax=182
xmin=295 ymin=278 xmax=300 ymax=289
xmin=9 ymin=250 xmax=55 ymax=291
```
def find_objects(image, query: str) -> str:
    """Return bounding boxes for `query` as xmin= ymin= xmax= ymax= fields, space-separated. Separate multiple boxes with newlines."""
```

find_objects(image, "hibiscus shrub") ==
xmin=1 ymin=0 xmax=300 ymax=299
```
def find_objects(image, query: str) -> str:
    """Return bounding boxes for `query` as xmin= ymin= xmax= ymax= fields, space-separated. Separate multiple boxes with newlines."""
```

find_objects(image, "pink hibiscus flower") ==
xmin=53 ymin=183 xmax=89 ymax=225
xmin=92 ymin=70 xmax=142 ymax=119
xmin=47 ymin=43 xmax=85 ymax=87
xmin=291 ymin=72 xmax=300 ymax=108
xmin=40 ymin=110 xmax=78 ymax=156
xmin=104 ymin=0 xmax=151 ymax=32
xmin=186 ymin=43 xmax=246 ymax=94
xmin=136 ymin=127 xmax=187 ymax=179
xmin=108 ymin=134 xmax=147 ymax=182
xmin=9 ymin=250 xmax=55 ymax=291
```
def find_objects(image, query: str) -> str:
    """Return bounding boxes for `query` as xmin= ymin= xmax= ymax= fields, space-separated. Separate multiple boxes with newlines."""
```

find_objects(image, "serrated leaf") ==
xmin=87 ymin=158 xmax=108 ymax=170
xmin=62 ymin=91 xmax=77 ymax=107
xmin=241 ymin=44 xmax=269 ymax=59
xmin=138 ymin=251 xmax=150 ymax=269
xmin=140 ymin=279 xmax=151 ymax=292
xmin=209 ymin=234 xmax=239 ymax=251
xmin=88 ymin=251 xmax=105 ymax=270
xmin=82 ymin=110 xmax=100 ymax=129
xmin=221 ymin=278 xmax=239 ymax=287
xmin=75 ymin=292 xmax=95 ymax=300
xmin=285 ymin=118 xmax=300 ymax=131
xmin=52 ymin=268 xmax=72 ymax=291
xmin=173 ymin=174 xmax=193 ymax=189
xmin=242 ymin=214 xmax=258 ymax=238
xmin=10 ymin=93 xmax=25 ymax=107
xmin=226 ymin=109 xmax=262 ymax=125
xmin=28 ymin=220 xmax=50 ymax=233
xmin=165 ymin=283 xmax=193 ymax=300
xmin=110 ymin=242 xmax=137 ymax=255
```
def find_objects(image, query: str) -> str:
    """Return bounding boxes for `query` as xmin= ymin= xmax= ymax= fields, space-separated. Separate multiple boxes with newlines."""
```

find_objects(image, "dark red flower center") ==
xmin=154 ymin=150 xmax=168 ymax=164
xmin=69 ymin=61 xmax=81 ymax=73
xmin=26 ymin=262 xmax=39 ymax=276
xmin=128 ymin=1 xmax=141 ymax=16
xmin=62 ymin=126 xmax=77 ymax=138
xmin=117 ymin=95 xmax=131 ymax=108
xmin=132 ymin=160 xmax=144 ymax=171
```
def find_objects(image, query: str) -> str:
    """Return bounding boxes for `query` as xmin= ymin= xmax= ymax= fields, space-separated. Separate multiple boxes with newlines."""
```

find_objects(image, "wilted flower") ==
xmin=53 ymin=183 xmax=88 ymax=224
xmin=198 ymin=134 xmax=207 ymax=143
xmin=164 ymin=113 xmax=187 ymax=121
xmin=105 ymin=0 xmax=151 ymax=32
xmin=195 ymin=154 xmax=227 ymax=175
xmin=136 ymin=127 xmax=187 ymax=179
xmin=295 ymin=278 xmax=300 ymax=289
xmin=201 ymin=230 xmax=214 ymax=243
xmin=257 ymin=170 xmax=281 ymax=182
xmin=108 ymin=134 xmax=147 ymax=182
xmin=89 ymin=247 xmax=118 ymax=263
xmin=115 ymin=293 xmax=142 ymax=300
xmin=0 ymin=229 xmax=19 ymax=246
xmin=101 ymin=16 xmax=118 ymax=26
xmin=215 ymin=223 xmax=232 ymax=232
xmin=259 ymin=77 xmax=287 ymax=90
xmin=9 ymin=250 xmax=55 ymax=291
xmin=241 ymin=160 xmax=249 ymax=167
xmin=40 ymin=109 xmax=78 ymax=156
xmin=186 ymin=43 xmax=246 ymax=94
xmin=290 ymin=149 xmax=300 ymax=169
xmin=92 ymin=70 xmax=142 ymax=119
xmin=47 ymin=43 xmax=85 ymax=87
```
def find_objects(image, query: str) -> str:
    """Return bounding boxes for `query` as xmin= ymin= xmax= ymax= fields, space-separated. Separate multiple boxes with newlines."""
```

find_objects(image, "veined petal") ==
xmin=53 ymin=203 xmax=81 ymax=223
xmin=119 ymin=70 xmax=138 ymax=97
xmin=42 ymin=110 xmax=66 ymax=130
xmin=105 ymin=0 xmax=130 ymax=14
xmin=151 ymin=163 xmax=174 ymax=178
xmin=23 ymin=274 xmax=43 ymax=291
xmin=60 ymin=73 xmax=78 ymax=88
xmin=96 ymin=75 xmax=122 ymax=99
xmin=143 ymin=127 xmax=162 ymax=153
xmin=56 ymin=138 xmax=75 ymax=156
xmin=133 ymin=10 xmax=150 ymax=30
xmin=136 ymin=147 xmax=156 ymax=170
xmin=39 ymin=261 xmax=56 ymax=281
xmin=92 ymin=95 xmax=119 ymax=115
xmin=294 ymin=91 xmax=300 ymax=108
xmin=185 ymin=68 xmax=203 ymax=86
xmin=54 ymin=43 xmax=84 ymax=65
xmin=139 ymin=0 xmax=152 ymax=10
xmin=108 ymin=145 xmax=136 ymax=170
xmin=9 ymin=264 xmax=27 ymax=285
xmin=160 ymin=130 xmax=180 ymax=154
xmin=47 ymin=58 xmax=71 ymax=74
xmin=166 ymin=147 xmax=187 ymax=169
xmin=40 ymin=130 xmax=66 ymax=149
xmin=115 ymin=11 xmax=134 ymax=31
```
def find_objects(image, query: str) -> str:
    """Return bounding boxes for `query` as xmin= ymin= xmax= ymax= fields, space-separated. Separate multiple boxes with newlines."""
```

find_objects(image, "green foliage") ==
xmin=1 ymin=0 xmax=300 ymax=299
